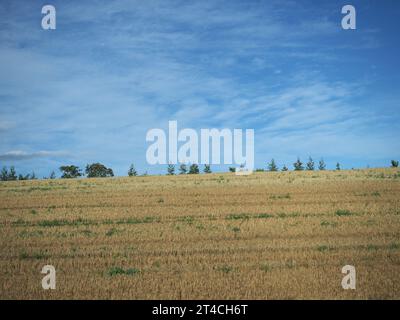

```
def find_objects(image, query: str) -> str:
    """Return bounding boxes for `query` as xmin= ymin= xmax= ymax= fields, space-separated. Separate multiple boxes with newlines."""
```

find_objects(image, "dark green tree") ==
xmin=318 ymin=159 xmax=326 ymax=170
xmin=336 ymin=162 xmax=341 ymax=171
xmin=268 ymin=159 xmax=278 ymax=172
xmin=0 ymin=166 xmax=9 ymax=181
xmin=306 ymin=157 xmax=314 ymax=171
xmin=167 ymin=164 xmax=175 ymax=175
xmin=128 ymin=164 xmax=138 ymax=176
xmin=188 ymin=164 xmax=199 ymax=174
xmin=18 ymin=173 xmax=30 ymax=180
xmin=60 ymin=165 xmax=82 ymax=179
xmin=293 ymin=158 xmax=304 ymax=171
xmin=8 ymin=166 xmax=17 ymax=180
xmin=204 ymin=164 xmax=212 ymax=174
xmin=229 ymin=167 xmax=236 ymax=173
xmin=391 ymin=160 xmax=399 ymax=168
xmin=85 ymin=163 xmax=114 ymax=178
xmin=179 ymin=164 xmax=187 ymax=174
xmin=282 ymin=165 xmax=288 ymax=171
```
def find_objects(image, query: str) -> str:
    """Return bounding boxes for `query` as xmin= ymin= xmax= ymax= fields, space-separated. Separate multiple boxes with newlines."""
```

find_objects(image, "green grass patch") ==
xmin=367 ymin=244 xmax=379 ymax=251
xmin=320 ymin=220 xmax=338 ymax=227
xmin=335 ymin=209 xmax=353 ymax=216
xmin=19 ymin=251 xmax=50 ymax=260
xmin=270 ymin=193 xmax=291 ymax=200
xmin=107 ymin=267 xmax=140 ymax=276
xmin=389 ymin=242 xmax=400 ymax=250
xmin=80 ymin=229 xmax=94 ymax=237
xmin=255 ymin=213 xmax=273 ymax=219
xmin=260 ymin=263 xmax=272 ymax=272
xmin=226 ymin=213 xmax=249 ymax=220
xmin=285 ymin=259 xmax=296 ymax=269
xmin=217 ymin=265 xmax=233 ymax=274
xmin=37 ymin=218 xmax=92 ymax=227
xmin=178 ymin=216 xmax=194 ymax=225
xmin=317 ymin=245 xmax=330 ymax=252
xmin=277 ymin=213 xmax=299 ymax=218
xmin=232 ymin=227 xmax=240 ymax=233
xmin=18 ymin=230 xmax=44 ymax=238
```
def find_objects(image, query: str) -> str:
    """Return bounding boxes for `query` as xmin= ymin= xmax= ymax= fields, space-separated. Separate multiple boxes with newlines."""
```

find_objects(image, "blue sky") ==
xmin=0 ymin=0 xmax=399 ymax=177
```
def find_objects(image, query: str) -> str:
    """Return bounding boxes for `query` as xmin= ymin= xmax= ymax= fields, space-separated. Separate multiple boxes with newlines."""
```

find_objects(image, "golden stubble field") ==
xmin=0 ymin=168 xmax=399 ymax=299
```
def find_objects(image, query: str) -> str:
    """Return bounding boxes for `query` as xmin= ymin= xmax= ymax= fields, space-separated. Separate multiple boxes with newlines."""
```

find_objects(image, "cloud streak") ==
xmin=0 ymin=150 xmax=69 ymax=161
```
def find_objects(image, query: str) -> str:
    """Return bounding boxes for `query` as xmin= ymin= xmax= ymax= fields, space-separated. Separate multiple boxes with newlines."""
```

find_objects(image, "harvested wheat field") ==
xmin=0 ymin=168 xmax=400 ymax=299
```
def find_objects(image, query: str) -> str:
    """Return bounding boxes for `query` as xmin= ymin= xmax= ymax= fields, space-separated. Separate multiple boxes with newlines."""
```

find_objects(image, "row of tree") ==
xmin=259 ymin=158 xmax=400 ymax=172
xmin=128 ymin=163 xmax=210 ymax=176
xmin=0 ymin=163 xmax=114 ymax=181
xmin=1 ymin=159 xmax=399 ymax=181
xmin=0 ymin=166 xmax=42 ymax=181
xmin=59 ymin=163 xmax=114 ymax=178
xmin=264 ymin=157 xmax=335 ymax=172
xmin=166 ymin=163 xmax=211 ymax=175
xmin=261 ymin=158 xmax=399 ymax=172
xmin=163 ymin=157 xmax=400 ymax=175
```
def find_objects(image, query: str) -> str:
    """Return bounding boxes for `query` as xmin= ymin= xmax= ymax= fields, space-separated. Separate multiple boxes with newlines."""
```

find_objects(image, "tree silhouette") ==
xmin=293 ymin=158 xmax=304 ymax=171
xmin=188 ymin=164 xmax=199 ymax=174
xmin=318 ymin=159 xmax=326 ymax=170
xmin=306 ymin=157 xmax=314 ymax=171
xmin=59 ymin=165 xmax=82 ymax=179
xmin=86 ymin=163 xmax=114 ymax=178
xmin=167 ymin=164 xmax=175 ymax=175
xmin=128 ymin=164 xmax=138 ymax=176
xmin=268 ymin=159 xmax=278 ymax=171
xmin=179 ymin=164 xmax=187 ymax=174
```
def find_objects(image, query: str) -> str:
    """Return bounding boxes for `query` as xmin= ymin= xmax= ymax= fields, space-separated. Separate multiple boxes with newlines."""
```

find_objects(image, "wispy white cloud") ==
xmin=0 ymin=150 xmax=69 ymax=161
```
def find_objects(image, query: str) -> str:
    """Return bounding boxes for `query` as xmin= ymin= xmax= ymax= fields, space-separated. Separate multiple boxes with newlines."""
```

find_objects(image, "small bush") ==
xmin=367 ymin=244 xmax=379 ymax=251
xmin=389 ymin=242 xmax=400 ymax=250
xmin=178 ymin=216 xmax=194 ymax=225
xmin=317 ymin=245 xmax=330 ymax=252
xmin=256 ymin=213 xmax=273 ymax=219
xmin=335 ymin=209 xmax=353 ymax=216
xmin=321 ymin=220 xmax=337 ymax=227
xmin=217 ymin=265 xmax=233 ymax=274
xmin=270 ymin=193 xmax=291 ymax=200
xmin=260 ymin=263 xmax=272 ymax=272
xmin=277 ymin=213 xmax=299 ymax=218
xmin=188 ymin=164 xmax=199 ymax=174
xmin=19 ymin=251 xmax=49 ymax=260
xmin=226 ymin=213 xmax=249 ymax=220
xmin=107 ymin=267 xmax=140 ymax=276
